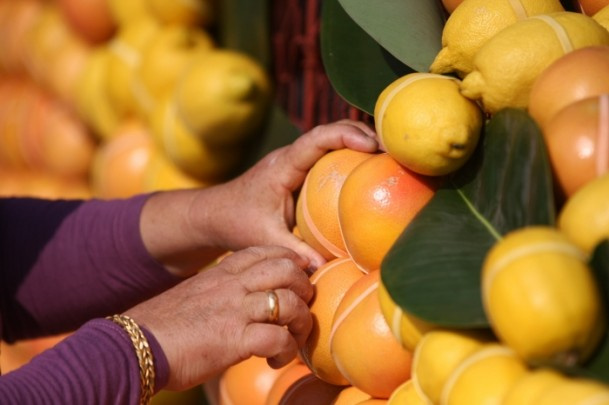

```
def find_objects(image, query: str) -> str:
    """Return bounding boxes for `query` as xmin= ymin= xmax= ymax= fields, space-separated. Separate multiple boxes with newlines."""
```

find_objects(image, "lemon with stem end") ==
xmin=460 ymin=11 xmax=609 ymax=114
xmin=430 ymin=0 xmax=564 ymax=76
xmin=374 ymin=72 xmax=482 ymax=176
xmin=482 ymin=226 xmax=606 ymax=367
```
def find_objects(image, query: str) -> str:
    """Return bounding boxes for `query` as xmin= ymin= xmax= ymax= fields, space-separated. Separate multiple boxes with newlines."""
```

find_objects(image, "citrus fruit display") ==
xmin=502 ymin=368 xmax=567 ymax=405
xmin=219 ymin=356 xmax=295 ymax=405
xmin=300 ymin=257 xmax=364 ymax=386
xmin=378 ymin=280 xmax=437 ymax=352
xmin=558 ymin=172 xmax=609 ymax=253
xmin=374 ymin=72 xmax=483 ymax=176
xmin=482 ymin=226 xmax=606 ymax=367
xmin=330 ymin=271 xmax=413 ymax=399
xmin=410 ymin=329 xmax=492 ymax=404
xmin=430 ymin=0 xmax=565 ymax=76
xmin=338 ymin=153 xmax=440 ymax=273
xmin=440 ymin=343 xmax=529 ymax=405
xmin=534 ymin=377 xmax=609 ymax=405
xmin=295 ymin=149 xmax=375 ymax=260
xmin=528 ymin=45 xmax=609 ymax=131
xmin=265 ymin=362 xmax=312 ymax=405
xmin=542 ymin=94 xmax=609 ymax=198
xmin=387 ymin=380 xmax=431 ymax=405
xmin=332 ymin=385 xmax=372 ymax=405
xmin=460 ymin=11 xmax=609 ymax=114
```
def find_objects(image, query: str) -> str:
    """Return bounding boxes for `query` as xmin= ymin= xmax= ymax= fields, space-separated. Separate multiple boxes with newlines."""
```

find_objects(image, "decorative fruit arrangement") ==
xmin=220 ymin=0 xmax=609 ymax=404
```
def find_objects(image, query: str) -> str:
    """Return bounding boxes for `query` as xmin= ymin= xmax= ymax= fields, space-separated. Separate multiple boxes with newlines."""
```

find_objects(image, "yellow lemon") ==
xmin=482 ymin=226 xmax=605 ymax=367
xmin=411 ymin=329 xmax=492 ymax=404
xmin=148 ymin=95 xmax=244 ymax=183
xmin=387 ymin=380 xmax=431 ymax=405
xmin=536 ymin=377 xmax=609 ymax=405
xmin=558 ymin=172 xmax=609 ymax=253
xmin=374 ymin=73 xmax=483 ymax=176
xmin=430 ymin=0 xmax=564 ymax=76
xmin=174 ymin=49 xmax=272 ymax=146
xmin=593 ymin=5 xmax=609 ymax=31
xmin=502 ymin=368 xmax=567 ymax=405
xmin=441 ymin=343 xmax=529 ymax=405
xmin=378 ymin=281 xmax=437 ymax=352
xmin=460 ymin=12 xmax=609 ymax=114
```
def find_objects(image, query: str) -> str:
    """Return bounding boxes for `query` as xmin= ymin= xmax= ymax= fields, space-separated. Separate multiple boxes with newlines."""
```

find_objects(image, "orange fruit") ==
xmin=357 ymin=400 xmax=388 ymax=405
xmin=542 ymin=94 xmax=609 ymax=198
xmin=266 ymin=362 xmax=312 ymax=405
xmin=295 ymin=149 xmax=375 ymax=260
xmin=579 ymin=0 xmax=609 ymax=15
xmin=338 ymin=153 xmax=439 ymax=272
xmin=219 ymin=356 xmax=294 ymax=405
xmin=330 ymin=271 xmax=413 ymax=399
xmin=333 ymin=386 xmax=372 ymax=405
xmin=277 ymin=373 xmax=344 ymax=405
xmin=300 ymin=257 xmax=365 ymax=386
xmin=528 ymin=45 xmax=609 ymax=130
xmin=91 ymin=119 xmax=155 ymax=199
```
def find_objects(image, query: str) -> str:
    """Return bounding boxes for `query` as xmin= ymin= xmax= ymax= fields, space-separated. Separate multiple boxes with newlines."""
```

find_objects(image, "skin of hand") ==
xmin=140 ymin=119 xmax=379 ymax=277
xmin=124 ymin=246 xmax=314 ymax=392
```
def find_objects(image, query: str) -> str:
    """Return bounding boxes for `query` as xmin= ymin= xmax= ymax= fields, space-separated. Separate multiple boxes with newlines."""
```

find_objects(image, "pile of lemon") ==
xmin=368 ymin=0 xmax=609 ymax=403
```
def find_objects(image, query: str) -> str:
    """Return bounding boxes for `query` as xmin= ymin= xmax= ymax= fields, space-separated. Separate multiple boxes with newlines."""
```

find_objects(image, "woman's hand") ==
xmin=124 ymin=246 xmax=314 ymax=391
xmin=189 ymin=120 xmax=378 ymax=269
xmin=139 ymin=119 xmax=378 ymax=277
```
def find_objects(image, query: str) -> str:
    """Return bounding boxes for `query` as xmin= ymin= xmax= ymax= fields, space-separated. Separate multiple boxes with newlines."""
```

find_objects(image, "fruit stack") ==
xmin=0 ymin=0 xmax=272 ymax=200
xmin=218 ymin=0 xmax=609 ymax=404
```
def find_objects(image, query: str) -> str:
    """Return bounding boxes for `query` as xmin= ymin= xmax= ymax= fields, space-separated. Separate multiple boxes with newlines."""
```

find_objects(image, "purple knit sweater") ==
xmin=0 ymin=195 xmax=183 ymax=404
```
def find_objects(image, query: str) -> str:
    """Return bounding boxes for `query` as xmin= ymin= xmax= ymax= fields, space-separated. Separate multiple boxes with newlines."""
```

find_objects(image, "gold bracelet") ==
xmin=107 ymin=314 xmax=155 ymax=405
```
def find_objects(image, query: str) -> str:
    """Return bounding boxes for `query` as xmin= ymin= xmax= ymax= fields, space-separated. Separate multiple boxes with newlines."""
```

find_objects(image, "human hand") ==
xmin=190 ymin=119 xmax=379 ymax=270
xmin=124 ymin=246 xmax=314 ymax=391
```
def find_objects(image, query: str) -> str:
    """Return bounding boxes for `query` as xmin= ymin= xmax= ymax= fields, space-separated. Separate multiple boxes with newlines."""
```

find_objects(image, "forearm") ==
xmin=139 ymin=189 xmax=227 ymax=277
xmin=1 ymin=195 xmax=181 ymax=341
xmin=0 ymin=319 xmax=170 ymax=404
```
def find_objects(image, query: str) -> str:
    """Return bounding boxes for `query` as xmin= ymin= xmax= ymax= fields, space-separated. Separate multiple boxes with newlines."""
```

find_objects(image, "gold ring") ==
xmin=265 ymin=289 xmax=280 ymax=323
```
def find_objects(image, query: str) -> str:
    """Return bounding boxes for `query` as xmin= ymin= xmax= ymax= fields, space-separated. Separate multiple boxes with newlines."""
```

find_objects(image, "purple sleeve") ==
xmin=0 ymin=319 xmax=170 ymax=403
xmin=0 ymin=195 xmax=183 ymax=399
xmin=0 ymin=195 xmax=181 ymax=341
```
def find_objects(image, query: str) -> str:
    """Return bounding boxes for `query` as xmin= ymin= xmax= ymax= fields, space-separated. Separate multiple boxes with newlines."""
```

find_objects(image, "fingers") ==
xmin=279 ymin=231 xmax=327 ymax=273
xmin=243 ymin=289 xmax=313 ymax=346
xmin=274 ymin=120 xmax=380 ymax=191
xmin=240 ymin=255 xmax=314 ymax=303
xmin=241 ymin=323 xmax=300 ymax=369
xmin=219 ymin=245 xmax=310 ymax=275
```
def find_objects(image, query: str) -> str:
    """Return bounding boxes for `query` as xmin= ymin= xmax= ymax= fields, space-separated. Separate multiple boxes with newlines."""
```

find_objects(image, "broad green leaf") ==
xmin=320 ymin=0 xmax=414 ymax=115
xmin=381 ymin=109 xmax=555 ymax=328
xmin=337 ymin=0 xmax=446 ymax=73
xmin=580 ymin=241 xmax=609 ymax=383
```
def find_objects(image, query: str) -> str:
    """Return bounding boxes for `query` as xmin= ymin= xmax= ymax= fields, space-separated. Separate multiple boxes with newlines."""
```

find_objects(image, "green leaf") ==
xmin=580 ymin=241 xmax=609 ymax=383
xmin=381 ymin=109 xmax=556 ymax=328
xmin=337 ymin=0 xmax=446 ymax=73
xmin=320 ymin=0 xmax=414 ymax=115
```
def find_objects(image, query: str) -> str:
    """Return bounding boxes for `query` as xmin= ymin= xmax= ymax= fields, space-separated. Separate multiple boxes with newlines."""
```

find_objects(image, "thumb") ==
xmin=280 ymin=231 xmax=328 ymax=274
